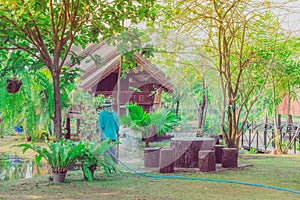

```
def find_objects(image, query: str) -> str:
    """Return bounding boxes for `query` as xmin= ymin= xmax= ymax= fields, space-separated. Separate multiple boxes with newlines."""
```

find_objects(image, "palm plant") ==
xmin=78 ymin=138 xmax=120 ymax=181
xmin=17 ymin=138 xmax=85 ymax=181
xmin=121 ymin=104 xmax=179 ymax=147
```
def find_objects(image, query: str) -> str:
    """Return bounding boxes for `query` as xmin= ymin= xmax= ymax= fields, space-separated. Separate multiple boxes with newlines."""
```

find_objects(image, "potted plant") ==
xmin=121 ymin=104 xmax=179 ymax=168
xmin=78 ymin=138 xmax=120 ymax=181
xmin=6 ymin=76 xmax=22 ymax=93
xmin=0 ymin=51 xmax=32 ymax=94
xmin=121 ymin=104 xmax=179 ymax=147
xmin=17 ymin=138 xmax=85 ymax=183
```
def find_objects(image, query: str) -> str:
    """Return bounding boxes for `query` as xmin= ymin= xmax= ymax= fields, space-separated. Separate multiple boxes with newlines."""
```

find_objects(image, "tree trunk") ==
xmin=202 ymin=88 xmax=208 ymax=130
xmin=53 ymin=73 xmax=62 ymax=141
xmin=271 ymin=75 xmax=282 ymax=154
xmin=287 ymin=85 xmax=293 ymax=124
xmin=175 ymin=93 xmax=180 ymax=116
xmin=145 ymin=138 xmax=150 ymax=148
xmin=197 ymin=77 xmax=208 ymax=136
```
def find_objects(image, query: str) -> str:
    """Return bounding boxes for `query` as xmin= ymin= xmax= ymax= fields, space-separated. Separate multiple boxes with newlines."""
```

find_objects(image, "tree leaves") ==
xmin=1 ymin=0 xmax=157 ymax=139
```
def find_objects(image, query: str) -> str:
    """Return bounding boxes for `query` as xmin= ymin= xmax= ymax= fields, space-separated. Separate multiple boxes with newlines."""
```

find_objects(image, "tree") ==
xmin=0 ymin=0 xmax=156 ymax=140
xmin=260 ymin=36 xmax=300 ymax=153
xmin=158 ymin=0 xmax=294 ymax=147
xmin=145 ymin=24 xmax=212 ymax=134
xmin=120 ymin=103 xmax=178 ymax=147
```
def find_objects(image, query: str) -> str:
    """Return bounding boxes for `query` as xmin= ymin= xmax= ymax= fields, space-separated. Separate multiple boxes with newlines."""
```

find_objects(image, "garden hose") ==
xmin=109 ymin=152 xmax=300 ymax=195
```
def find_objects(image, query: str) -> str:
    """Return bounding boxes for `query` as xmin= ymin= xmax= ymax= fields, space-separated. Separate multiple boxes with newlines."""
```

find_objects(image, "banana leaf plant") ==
xmin=78 ymin=138 xmax=120 ymax=181
xmin=16 ymin=138 xmax=85 ymax=175
xmin=121 ymin=104 xmax=179 ymax=147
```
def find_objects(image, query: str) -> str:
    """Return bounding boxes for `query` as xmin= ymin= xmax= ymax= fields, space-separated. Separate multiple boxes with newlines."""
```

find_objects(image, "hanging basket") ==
xmin=6 ymin=78 xmax=22 ymax=94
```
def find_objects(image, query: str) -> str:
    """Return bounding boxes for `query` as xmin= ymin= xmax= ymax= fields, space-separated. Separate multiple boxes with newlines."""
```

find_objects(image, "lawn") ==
xmin=0 ymin=136 xmax=299 ymax=200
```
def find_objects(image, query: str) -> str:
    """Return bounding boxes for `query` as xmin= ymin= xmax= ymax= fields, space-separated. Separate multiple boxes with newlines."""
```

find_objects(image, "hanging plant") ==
xmin=1 ymin=50 xmax=41 ymax=94
xmin=6 ymin=78 xmax=22 ymax=94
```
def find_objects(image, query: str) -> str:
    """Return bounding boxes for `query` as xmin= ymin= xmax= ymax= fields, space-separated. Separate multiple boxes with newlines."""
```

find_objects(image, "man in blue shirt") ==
xmin=98 ymin=99 xmax=120 ymax=163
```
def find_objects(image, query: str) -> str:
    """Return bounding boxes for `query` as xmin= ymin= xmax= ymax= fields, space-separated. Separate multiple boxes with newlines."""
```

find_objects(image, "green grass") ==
xmin=0 ymin=136 xmax=299 ymax=200
xmin=139 ymin=140 xmax=171 ymax=148
xmin=0 ymin=155 xmax=299 ymax=200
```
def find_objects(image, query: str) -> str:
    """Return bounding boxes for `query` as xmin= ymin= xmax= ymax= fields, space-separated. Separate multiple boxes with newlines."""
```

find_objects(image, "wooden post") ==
xmin=64 ymin=117 xmax=71 ymax=140
xmin=76 ymin=119 xmax=80 ymax=135
xmin=159 ymin=148 xmax=174 ymax=173
xmin=214 ymin=145 xmax=226 ymax=164
xmin=144 ymin=147 xmax=161 ymax=168
xmin=209 ymin=135 xmax=220 ymax=145
xmin=222 ymin=148 xmax=238 ymax=168
xmin=199 ymin=150 xmax=216 ymax=172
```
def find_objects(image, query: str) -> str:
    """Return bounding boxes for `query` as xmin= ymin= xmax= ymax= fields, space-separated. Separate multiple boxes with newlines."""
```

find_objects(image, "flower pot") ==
xmin=52 ymin=172 xmax=67 ymax=183
xmin=7 ymin=79 xmax=22 ymax=94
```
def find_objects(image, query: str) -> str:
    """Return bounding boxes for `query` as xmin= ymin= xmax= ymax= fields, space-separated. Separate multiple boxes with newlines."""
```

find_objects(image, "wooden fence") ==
xmin=241 ymin=123 xmax=300 ymax=154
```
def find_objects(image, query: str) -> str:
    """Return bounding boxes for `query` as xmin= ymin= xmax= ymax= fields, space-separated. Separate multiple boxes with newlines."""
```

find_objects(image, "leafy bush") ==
xmin=78 ymin=138 xmax=120 ymax=181
xmin=16 ymin=138 xmax=85 ymax=174
xmin=249 ymin=147 xmax=258 ymax=154
xmin=121 ymin=104 xmax=179 ymax=147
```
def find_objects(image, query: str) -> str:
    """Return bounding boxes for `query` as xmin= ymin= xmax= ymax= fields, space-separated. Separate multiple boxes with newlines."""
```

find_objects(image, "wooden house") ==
xmin=67 ymin=41 xmax=173 ymax=113
xmin=277 ymin=93 xmax=300 ymax=125
xmin=64 ymin=41 xmax=173 ymax=138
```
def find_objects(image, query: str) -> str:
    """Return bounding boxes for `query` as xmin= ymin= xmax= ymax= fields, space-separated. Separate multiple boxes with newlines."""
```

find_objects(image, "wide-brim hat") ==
xmin=103 ymin=99 xmax=112 ymax=107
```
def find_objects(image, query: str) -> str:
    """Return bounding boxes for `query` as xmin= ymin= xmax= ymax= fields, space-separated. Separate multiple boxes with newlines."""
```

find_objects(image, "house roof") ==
xmin=278 ymin=94 xmax=300 ymax=116
xmin=67 ymin=42 xmax=173 ymax=93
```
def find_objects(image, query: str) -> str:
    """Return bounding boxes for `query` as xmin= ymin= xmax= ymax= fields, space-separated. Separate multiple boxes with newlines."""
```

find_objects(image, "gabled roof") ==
xmin=67 ymin=42 xmax=173 ymax=93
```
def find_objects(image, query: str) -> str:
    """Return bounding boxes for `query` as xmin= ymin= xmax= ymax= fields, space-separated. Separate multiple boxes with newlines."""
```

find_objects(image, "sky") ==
xmin=275 ymin=0 xmax=300 ymax=34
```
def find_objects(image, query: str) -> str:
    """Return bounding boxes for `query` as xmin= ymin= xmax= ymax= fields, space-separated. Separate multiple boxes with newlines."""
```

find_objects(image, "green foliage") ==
xmin=16 ymin=137 xmax=120 ymax=181
xmin=124 ymin=103 xmax=151 ymax=128
xmin=121 ymin=104 xmax=179 ymax=147
xmin=0 ymin=50 xmax=42 ymax=79
xmin=79 ymin=138 xmax=120 ymax=181
xmin=0 ymin=51 xmax=45 ymax=139
xmin=106 ymin=28 xmax=155 ymax=77
xmin=151 ymin=108 xmax=179 ymax=136
xmin=16 ymin=138 xmax=85 ymax=173
xmin=203 ymin=115 xmax=220 ymax=135
xmin=0 ymin=66 xmax=75 ymax=139
xmin=70 ymin=90 xmax=106 ymax=138
xmin=253 ymin=14 xmax=300 ymax=120
xmin=139 ymin=140 xmax=170 ymax=148
xmin=279 ymin=141 xmax=293 ymax=154
xmin=0 ymin=0 xmax=158 ymax=140
xmin=249 ymin=148 xmax=258 ymax=154
xmin=0 ymin=72 xmax=36 ymax=138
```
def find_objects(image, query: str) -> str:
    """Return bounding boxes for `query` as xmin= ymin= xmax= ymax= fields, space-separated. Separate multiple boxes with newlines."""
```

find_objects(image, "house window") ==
xmin=139 ymin=95 xmax=144 ymax=102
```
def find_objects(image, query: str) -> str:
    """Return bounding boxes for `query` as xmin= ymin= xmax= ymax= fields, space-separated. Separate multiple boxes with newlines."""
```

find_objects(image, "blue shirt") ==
xmin=98 ymin=109 xmax=120 ymax=141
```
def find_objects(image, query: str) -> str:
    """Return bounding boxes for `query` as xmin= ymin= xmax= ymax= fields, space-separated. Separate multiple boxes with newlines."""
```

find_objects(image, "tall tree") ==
xmin=260 ymin=36 xmax=300 ymax=153
xmin=0 ymin=0 xmax=156 ymax=140
xmin=159 ymin=0 xmax=293 ymax=147
xmin=146 ymin=23 xmax=212 ymax=133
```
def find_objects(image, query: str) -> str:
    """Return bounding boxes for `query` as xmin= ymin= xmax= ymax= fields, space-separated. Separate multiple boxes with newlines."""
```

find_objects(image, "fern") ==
xmin=16 ymin=139 xmax=85 ymax=173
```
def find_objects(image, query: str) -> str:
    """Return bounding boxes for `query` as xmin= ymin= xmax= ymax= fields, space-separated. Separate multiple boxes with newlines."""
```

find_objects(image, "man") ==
xmin=98 ymin=99 xmax=120 ymax=162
